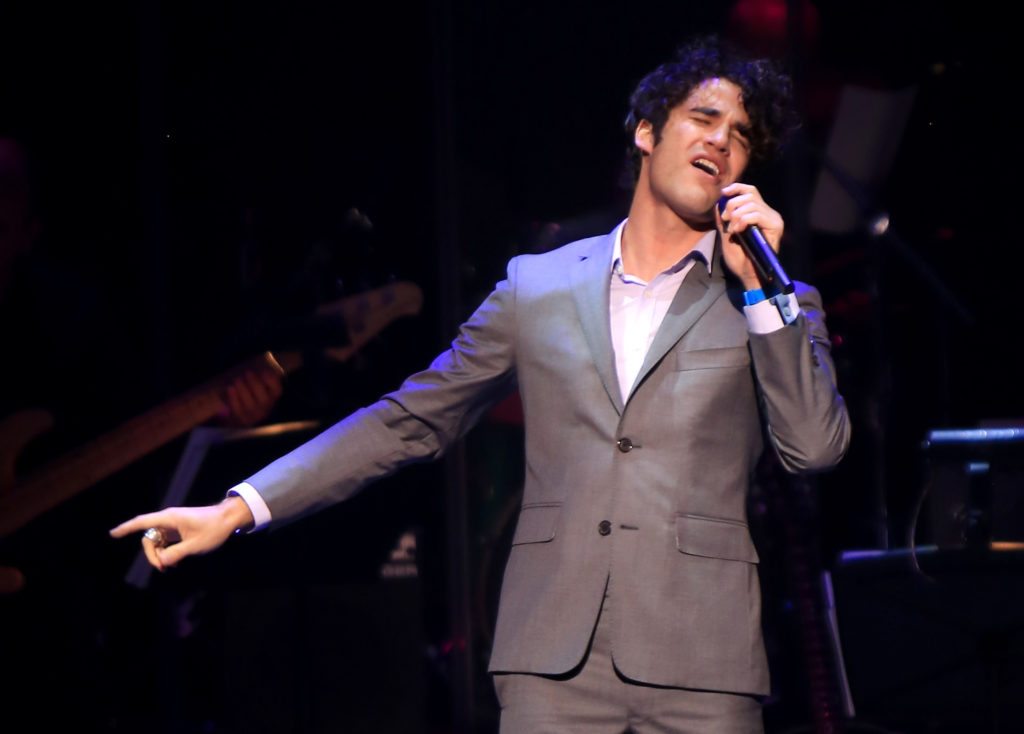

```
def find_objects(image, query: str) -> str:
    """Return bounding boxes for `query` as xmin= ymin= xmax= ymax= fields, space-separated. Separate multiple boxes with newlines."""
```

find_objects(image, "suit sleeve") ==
xmin=747 ymin=281 xmax=851 ymax=473
xmin=245 ymin=259 xmax=520 ymax=527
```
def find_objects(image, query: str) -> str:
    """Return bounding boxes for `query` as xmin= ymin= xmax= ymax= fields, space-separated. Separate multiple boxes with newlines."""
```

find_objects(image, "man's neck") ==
xmin=621 ymin=200 xmax=714 ymax=282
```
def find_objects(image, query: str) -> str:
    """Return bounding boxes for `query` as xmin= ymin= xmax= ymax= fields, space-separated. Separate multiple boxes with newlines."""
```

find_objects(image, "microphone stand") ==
xmin=804 ymin=140 xmax=974 ymax=552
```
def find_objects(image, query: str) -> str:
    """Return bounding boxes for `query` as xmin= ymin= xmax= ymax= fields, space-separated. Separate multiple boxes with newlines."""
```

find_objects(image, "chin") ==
xmin=690 ymin=187 xmax=720 ymax=215
xmin=676 ymin=194 xmax=717 ymax=221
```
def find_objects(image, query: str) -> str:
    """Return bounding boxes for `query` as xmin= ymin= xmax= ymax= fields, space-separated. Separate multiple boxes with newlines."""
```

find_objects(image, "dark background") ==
xmin=0 ymin=1 xmax=1019 ymax=733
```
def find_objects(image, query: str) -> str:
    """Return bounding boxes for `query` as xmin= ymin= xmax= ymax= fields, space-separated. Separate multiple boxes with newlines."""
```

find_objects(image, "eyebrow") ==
xmin=690 ymin=106 xmax=752 ymax=138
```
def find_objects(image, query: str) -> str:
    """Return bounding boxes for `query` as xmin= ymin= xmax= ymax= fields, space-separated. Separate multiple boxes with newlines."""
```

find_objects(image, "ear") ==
xmin=634 ymin=119 xmax=654 ymax=155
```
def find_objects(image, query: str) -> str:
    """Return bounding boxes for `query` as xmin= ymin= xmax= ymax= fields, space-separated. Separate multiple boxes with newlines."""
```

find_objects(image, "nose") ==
xmin=705 ymin=122 xmax=729 ymax=153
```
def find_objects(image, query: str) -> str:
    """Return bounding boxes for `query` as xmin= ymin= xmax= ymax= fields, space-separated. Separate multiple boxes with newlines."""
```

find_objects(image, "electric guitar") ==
xmin=0 ymin=281 xmax=423 ymax=591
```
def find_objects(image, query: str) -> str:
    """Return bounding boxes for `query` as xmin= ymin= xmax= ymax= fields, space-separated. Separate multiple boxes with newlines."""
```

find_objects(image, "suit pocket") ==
xmin=675 ymin=514 xmax=759 ymax=563
xmin=673 ymin=346 xmax=750 ymax=371
xmin=511 ymin=503 xmax=561 ymax=545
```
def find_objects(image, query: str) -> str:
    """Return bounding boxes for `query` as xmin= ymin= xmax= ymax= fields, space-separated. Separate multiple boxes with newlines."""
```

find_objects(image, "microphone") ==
xmin=717 ymin=196 xmax=794 ymax=295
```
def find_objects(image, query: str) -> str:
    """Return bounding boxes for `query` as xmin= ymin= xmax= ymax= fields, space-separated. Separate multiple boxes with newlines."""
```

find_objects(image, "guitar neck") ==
xmin=0 ymin=352 xmax=296 ymax=538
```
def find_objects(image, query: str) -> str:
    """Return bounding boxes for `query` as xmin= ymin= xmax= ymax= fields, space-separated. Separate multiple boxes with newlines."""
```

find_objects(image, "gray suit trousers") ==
xmin=494 ymin=590 xmax=764 ymax=734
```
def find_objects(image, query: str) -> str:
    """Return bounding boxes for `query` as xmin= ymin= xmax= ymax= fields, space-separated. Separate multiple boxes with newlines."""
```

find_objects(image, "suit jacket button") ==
xmin=617 ymin=437 xmax=634 ymax=453
xmin=598 ymin=520 xmax=612 ymax=536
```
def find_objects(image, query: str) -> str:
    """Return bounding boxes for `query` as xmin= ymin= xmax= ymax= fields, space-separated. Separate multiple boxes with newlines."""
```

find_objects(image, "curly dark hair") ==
xmin=624 ymin=35 xmax=798 ymax=182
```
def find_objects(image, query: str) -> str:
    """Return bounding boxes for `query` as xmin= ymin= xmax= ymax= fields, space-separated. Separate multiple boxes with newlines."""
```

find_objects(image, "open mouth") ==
xmin=692 ymin=158 xmax=720 ymax=177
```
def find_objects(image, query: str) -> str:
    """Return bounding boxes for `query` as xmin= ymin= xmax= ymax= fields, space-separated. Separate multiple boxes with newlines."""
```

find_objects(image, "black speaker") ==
xmin=830 ymin=546 xmax=1024 ymax=733
xmin=922 ymin=427 xmax=1024 ymax=549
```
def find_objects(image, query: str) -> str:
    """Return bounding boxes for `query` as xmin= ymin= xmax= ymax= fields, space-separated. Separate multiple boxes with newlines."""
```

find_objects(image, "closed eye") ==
xmin=733 ymin=124 xmax=752 ymax=151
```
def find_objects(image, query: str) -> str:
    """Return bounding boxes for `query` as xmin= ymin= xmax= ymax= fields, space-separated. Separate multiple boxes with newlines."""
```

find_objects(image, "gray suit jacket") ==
xmin=247 ymin=229 xmax=850 ymax=696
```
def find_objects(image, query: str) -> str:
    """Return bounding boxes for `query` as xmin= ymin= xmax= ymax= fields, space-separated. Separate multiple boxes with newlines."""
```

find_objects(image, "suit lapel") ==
xmin=625 ymin=242 xmax=726 ymax=404
xmin=569 ymin=233 xmax=624 ymax=415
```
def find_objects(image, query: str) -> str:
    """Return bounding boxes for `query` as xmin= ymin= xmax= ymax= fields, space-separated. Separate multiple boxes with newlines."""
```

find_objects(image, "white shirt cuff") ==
xmin=744 ymin=294 xmax=800 ymax=334
xmin=227 ymin=482 xmax=272 ymax=532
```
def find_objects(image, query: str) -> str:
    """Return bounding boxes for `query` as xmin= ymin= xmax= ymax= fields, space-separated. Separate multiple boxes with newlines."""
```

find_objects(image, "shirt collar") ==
xmin=610 ymin=218 xmax=715 ymax=278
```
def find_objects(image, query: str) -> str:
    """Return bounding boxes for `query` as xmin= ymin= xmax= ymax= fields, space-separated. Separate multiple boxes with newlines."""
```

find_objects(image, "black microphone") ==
xmin=717 ymin=196 xmax=794 ymax=295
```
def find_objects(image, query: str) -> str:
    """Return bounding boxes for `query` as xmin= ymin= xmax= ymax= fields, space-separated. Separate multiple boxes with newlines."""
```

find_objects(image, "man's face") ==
xmin=635 ymin=77 xmax=752 ymax=223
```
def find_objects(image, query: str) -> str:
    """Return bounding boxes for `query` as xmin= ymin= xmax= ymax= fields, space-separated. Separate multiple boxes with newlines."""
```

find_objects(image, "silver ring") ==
xmin=144 ymin=527 xmax=166 ymax=547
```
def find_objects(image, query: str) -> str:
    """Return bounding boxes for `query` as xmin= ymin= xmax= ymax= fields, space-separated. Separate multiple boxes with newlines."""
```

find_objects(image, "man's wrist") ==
xmin=220 ymin=495 xmax=255 ymax=534
xmin=226 ymin=482 xmax=272 ymax=532
xmin=743 ymin=287 xmax=767 ymax=306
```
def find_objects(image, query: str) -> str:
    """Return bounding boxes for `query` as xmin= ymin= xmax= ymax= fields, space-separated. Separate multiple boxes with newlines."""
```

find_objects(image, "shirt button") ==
xmin=598 ymin=520 xmax=612 ymax=536
xmin=617 ymin=437 xmax=634 ymax=452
